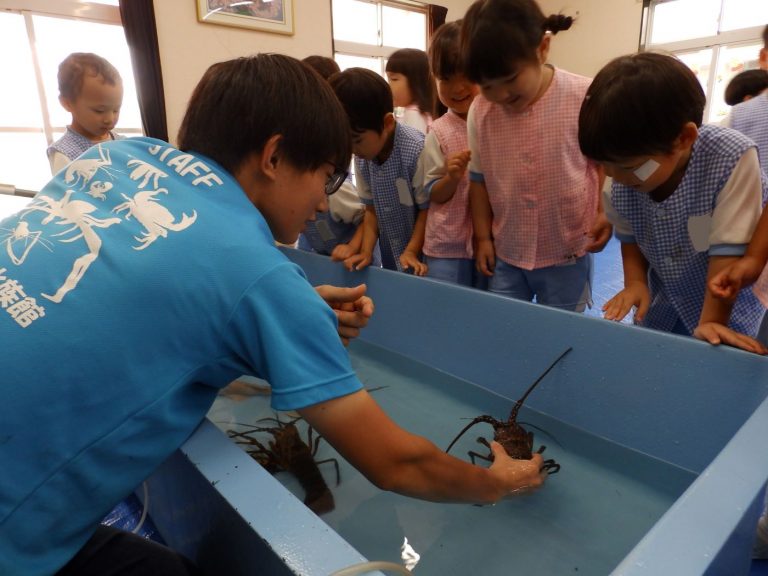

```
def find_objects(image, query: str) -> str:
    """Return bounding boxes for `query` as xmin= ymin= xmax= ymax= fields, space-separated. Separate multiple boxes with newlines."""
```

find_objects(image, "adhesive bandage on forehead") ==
xmin=633 ymin=159 xmax=660 ymax=182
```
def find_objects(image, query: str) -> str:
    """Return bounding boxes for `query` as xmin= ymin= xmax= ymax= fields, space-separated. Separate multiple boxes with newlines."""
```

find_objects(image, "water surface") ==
xmin=209 ymin=341 xmax=695 ymax=576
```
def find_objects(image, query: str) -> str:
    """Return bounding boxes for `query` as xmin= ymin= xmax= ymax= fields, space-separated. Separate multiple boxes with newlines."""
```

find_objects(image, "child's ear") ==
xmin=537 ymin=33 xmax=552 ymax=64
xmin=675 ymin=122 xmax=699 ymax=151
xmin=383 ymin=112 xmax=396 ymax=133
xmin=59 ymin=95 xmax=74 ymax=114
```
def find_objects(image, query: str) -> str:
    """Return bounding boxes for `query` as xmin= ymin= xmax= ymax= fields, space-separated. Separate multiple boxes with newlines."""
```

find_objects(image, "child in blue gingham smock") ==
xmin=47 ymin=53 xmax=124 ymax=175
xmin=579 ymin=52 xmax=767 ymax=355
xmin=330 ymin=68 xmax=429 ymax=274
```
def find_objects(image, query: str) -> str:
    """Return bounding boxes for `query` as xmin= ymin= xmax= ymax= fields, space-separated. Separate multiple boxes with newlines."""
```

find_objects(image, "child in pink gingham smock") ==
xmin=468 ymin=68 xmax=599 ymax=269
xmin=421 ymin=20 xmax=482 ymax=287
xmin=461 ymin=0 xmax=610 ymax=311
xmin=424 ymin=114 xmax=474 ymax=260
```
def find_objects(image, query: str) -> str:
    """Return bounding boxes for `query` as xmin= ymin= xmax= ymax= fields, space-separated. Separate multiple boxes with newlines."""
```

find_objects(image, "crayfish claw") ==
xmin=540 ymin=459 xmax=560 ymax=475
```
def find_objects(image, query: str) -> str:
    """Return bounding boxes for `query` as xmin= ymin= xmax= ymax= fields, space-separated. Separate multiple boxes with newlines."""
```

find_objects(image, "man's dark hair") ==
xmin=177 ymin=54 xmax=351 ymax=175
xmin=579 ymin=52 xmax=706 ymax=162
xmin=329 ymin=68 xmax=393 ymax=133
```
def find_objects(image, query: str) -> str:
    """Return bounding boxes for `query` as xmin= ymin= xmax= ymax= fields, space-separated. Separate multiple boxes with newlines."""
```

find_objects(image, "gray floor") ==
xmin=587 ymin=235 xmax=631 ymax=323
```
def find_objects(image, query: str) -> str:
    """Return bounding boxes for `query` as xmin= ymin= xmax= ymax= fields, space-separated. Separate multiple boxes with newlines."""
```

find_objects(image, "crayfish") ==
xmin=446 ymin=347 xmax=572 ymax=475
xmin=227 ymin=416 xmax=340 ymax=514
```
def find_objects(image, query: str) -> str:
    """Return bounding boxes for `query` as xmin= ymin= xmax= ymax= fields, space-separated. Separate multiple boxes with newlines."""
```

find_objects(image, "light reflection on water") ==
xmin=208 ymin=340 xmax=695 ymax=576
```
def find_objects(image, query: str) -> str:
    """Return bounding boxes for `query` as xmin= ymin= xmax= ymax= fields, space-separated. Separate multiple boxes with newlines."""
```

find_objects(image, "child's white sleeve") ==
xmin=422 ymin=131 xmax=445 ymax=195
xmin=467 ymin=105 xmax=483 ymax=177
xmin=329 ymin=180 xmax=365 ymax=225
xmin=354 ymin=157 xmax=373 ymax=204
xmin=605 ymin=185 xmax=634 ymax=242
xmin=48 ymin=150 xmax=70 ymax=176
xmin=708 ymin=147 xmax=764 ymax=254
xmin=412 ymin=150 xmax=429 ymax=209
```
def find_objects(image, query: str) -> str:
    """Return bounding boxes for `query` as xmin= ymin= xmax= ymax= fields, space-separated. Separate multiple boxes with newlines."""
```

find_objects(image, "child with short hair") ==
xmin=724 ymin=69 xmax=768 ymax=106
xmin=296 ymin=55 xmax=369 ymax=259
xmin=386 ymin=48 xmax=434 ymax=134
xmin=461 ymin=0 xmax=610 ymax=311
xmin=330 ymin=68 xmax=429 ymax=274
xmin=710 ymin=24 xmax=768 ymax=312
xmin=421 ymin=21 xmax=481 ymax=287
xmin=579 ymin=51 xmax=767 ymax=354
xmin=723 ymin=27 xmax=768 ymax=174
xmin=47 ymin=52 xmax=123 ymax=174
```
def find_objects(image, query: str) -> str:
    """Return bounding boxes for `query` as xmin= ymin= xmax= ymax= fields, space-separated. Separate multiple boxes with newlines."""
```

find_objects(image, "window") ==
xmin=0 ymin=0 xmax=142 ymax=193
xmin=642 ymin=0 xmax=768 ymax=123
xmin=332 ymin=0 xmax=428 ymax=75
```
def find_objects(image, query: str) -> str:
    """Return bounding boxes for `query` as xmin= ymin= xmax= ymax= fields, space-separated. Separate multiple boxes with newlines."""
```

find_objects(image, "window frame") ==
xmin=642 ymin=0 xmax=765 ymax=122
xmin=0 ymin=0 xmax=141 ymax=192
xmin=332 ymin=0 xmax=428 ymax=75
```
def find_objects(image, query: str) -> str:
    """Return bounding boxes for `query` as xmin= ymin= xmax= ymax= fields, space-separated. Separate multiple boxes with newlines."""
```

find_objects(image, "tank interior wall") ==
xmin=145 ymin=420 xmax=373 ymax=575
xmin=284 ymin=248 xmax=768 ymax=474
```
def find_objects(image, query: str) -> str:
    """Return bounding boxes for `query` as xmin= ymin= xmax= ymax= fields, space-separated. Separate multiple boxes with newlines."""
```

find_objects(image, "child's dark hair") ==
xmin=461 ymin=0 xmax=573 ymax=84
xmin=429 ymin=21 xmax=462 ymax=80
xmin=763 ymin=24 xmax=768 ymax=49
xmin=724 ymin=69 xmax=768 ymax=105
xmin=329 ymin=68 xmax=393 ymax=133
xmin=58 ymin=52 xmax=121 ymax=101
xmin=385 ymin=48 xmax=434 ymax=115
xmin=302 ymin=55 xmax=341 ymax=81
xmin=178 ymin=54 xmax=351 ymax=175
xmin=579 ymin=52 xmax=706 ymax=162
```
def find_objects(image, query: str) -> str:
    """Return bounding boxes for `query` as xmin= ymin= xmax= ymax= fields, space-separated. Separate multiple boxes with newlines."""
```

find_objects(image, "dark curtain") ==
xmin=119 ymin=0 xmax=168 ymax=141
xmin=427 ymin=4 xmax=448 ymax=42
xmin=427 ymin=5 xmax=449 ymax=118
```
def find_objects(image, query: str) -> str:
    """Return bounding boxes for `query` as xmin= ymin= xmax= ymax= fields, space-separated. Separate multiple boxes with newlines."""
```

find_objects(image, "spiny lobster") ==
xmin=446 ymin=347 xmax=572 ymax=474
xmin=227 ymin=416 xmax=339 ymax=514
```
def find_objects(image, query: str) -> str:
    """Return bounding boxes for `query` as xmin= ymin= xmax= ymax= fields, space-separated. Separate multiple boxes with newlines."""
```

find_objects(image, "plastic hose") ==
xmin=329 ymin=560 xmax=412 ymax=576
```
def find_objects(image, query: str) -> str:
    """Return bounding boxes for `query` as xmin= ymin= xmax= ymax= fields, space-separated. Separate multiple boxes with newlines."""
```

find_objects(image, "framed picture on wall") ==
xmin=196 ymin=0 xmax=294 ymax=35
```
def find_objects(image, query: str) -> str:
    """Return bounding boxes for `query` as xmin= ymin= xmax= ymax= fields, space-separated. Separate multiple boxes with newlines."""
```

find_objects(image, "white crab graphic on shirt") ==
xmin=6 ymin=145 xmax=199 ymax=303
xmin=113 ymin=188 xmax=197 ymax=250
xmin=17 ymin=190 xmax=121 ymax=303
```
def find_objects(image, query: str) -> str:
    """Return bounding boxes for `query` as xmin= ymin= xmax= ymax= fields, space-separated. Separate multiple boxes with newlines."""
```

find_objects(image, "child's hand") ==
xmin=399 ymin=251 xmax=428 ymax=276
xmin=602 ymin=281 xmax=649 ymax=323
xmin=585 ymin=212 xmax=612 ymax=253
xmin=331 ymin=243 xmax=356 ymax=262
xmin=693 ymin=322 xmax=768 ymax=355
xmin=709 ymin=256 xmax=765 ymax=300
xmin=446 ymin=150 xmax=471 ymax=181
xmin=343 ymin=252 xmax=372 ymax=271
xmin=475 ymin=239 xmax=496 ymax=277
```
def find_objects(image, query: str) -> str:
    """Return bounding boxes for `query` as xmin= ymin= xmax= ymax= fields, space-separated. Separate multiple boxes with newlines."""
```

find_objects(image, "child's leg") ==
xmin=528 ymin=254 xmax=593 ymax=312
xmin=425 ymin=257 xmax=474 ymax=286
xmin=487 ymin=259 xmax=534 ymax=302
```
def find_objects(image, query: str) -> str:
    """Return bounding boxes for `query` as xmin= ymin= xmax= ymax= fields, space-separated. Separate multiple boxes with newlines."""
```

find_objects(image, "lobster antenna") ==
xmin=509 ymin=347 xmax=572 ymax=422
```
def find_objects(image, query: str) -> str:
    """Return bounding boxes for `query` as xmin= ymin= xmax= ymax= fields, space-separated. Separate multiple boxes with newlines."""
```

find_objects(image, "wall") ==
xmin=152 ymin=0 xmax=641 ymax=140
xmin=538 ymin=0 xmax=644 ymax=76
xmin=153 ymin=0 xmax=335 ymax=143
xmin=153 ymin=1 xmax=479 ymax=141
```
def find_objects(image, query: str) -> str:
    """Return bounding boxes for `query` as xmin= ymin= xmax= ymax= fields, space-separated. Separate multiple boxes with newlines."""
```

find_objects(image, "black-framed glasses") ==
xmin=325 ymin=165 xmax=348 ymax=196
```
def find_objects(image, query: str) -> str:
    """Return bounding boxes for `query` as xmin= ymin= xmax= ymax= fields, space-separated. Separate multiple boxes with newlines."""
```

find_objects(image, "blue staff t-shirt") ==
xmin=0 ymin=138 xmax=362 ymax=575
